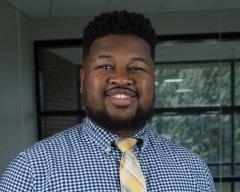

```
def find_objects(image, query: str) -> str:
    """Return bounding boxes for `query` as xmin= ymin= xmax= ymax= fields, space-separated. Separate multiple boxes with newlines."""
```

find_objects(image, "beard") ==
xmin=83 ymin=96 xmax=154 ymax=135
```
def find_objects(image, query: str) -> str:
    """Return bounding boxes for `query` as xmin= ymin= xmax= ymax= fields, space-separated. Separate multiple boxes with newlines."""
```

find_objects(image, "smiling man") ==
xmin=81 ymin=34 xmax=155 ymax=137
xmin=0 ymin=11 xmax=215 ymax=191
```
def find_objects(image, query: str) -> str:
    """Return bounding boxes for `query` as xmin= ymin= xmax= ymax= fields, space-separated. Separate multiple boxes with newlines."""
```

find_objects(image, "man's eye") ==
xmin=129 ymin=67 xmax=145 ymax=72
xmin=97 ymin=65 xmax=112 ymax=70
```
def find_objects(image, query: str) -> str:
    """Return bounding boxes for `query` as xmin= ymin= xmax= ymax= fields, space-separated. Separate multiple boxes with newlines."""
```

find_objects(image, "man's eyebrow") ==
xmin=95 ymin=55 xmax=113 ymax=61
xmin=129 ymin=57 xmax=149 ymax=65
xmin=94 ymin=55 xmax=149 ymax=65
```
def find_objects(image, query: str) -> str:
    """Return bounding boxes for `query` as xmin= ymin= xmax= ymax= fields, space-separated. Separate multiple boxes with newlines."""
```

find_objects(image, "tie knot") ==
xmin=115 ymin=138 xmax=138 ymax=152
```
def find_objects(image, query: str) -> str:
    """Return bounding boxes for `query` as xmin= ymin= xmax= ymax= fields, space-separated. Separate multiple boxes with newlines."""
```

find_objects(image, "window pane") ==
xmin=236 ymin=182 xmax=240 ymax=192
xmin=209 ymin=165 xmax=231 ymax=177
xmin=42 ymin=48 xmax=82 ymax=111
xmin=235 ymin=115 xmax=240 ymax=164
xmin=154 ymin=63 xmax=230 ymax=107
xmin=215 ymin=183 xmax=230 ymax=192
xmin=149 ymin=115 xmax=231 ymax=163
xmin=236 ymin=165 xmax=240 ymax=176
xmin=42 ymin=116 xmax=82 ymax=138
xmin=156 ymin=41 xmax=240 ymax=62
xmin=235 ymin=62 xmax=240 ymax=105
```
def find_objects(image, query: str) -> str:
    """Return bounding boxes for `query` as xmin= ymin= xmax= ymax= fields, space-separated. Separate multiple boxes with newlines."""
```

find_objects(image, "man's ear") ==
xmin=80 ymin=68 xmax=84 ymax=93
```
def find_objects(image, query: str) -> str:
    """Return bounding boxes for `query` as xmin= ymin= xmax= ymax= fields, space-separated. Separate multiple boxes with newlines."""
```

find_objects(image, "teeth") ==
xmin=112 ymin=94 xmax=130 ymax=99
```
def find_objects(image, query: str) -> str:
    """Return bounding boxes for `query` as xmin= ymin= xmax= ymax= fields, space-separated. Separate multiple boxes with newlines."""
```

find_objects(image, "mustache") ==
xmin=103 ymin=86 xmax=138 ymax=96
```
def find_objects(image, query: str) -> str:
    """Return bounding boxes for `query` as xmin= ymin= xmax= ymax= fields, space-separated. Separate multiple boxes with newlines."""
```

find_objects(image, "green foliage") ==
xmin=149 ymin=115 xmax=231 ymax=163
xmin=154 ymin=63 xmax=230 ymax=107
xmin=235 ymin=65 xmax=240 ymax=165
xmin=150 ymin=62 xmax=240 ymax=180
xmin=235 ymin=64 xmax=240 ymax=105
xmin=235 ymin=116 xmax=240 ymax=163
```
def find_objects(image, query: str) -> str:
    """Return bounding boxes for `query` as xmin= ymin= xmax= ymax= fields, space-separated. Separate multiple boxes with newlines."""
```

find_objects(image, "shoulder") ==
xmin=24 ymin=123 xmax=83 ymax=158
xmin=147 ymin=128 xmax=204 ymax=163
xmin=146 ymin=129 xmax=215 ymax=191
xmin=0 ymin=123 xmax=85 ymax=191
xmin=4 ymin=123 xmax=84 ymax=173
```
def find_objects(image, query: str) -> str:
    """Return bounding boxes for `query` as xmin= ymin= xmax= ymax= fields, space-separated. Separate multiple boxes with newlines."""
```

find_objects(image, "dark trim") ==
xmin=208 ymin=162 xmax=240 ymax=166
xmin=157 ymin=32 xmax=240 ymax=42
xmin=153 ymin=106 xmax=240 ymax=115
xmin=34 ymin=32 xmax=240 ymax=50
xmin=34 ymin=39 xmax=83 ymax=49
xmin=34 ymin=43 xmax=43 ymax=141
xmin=155 ymin=59 xmax=240 ymax=65
xmin=41 ymin=110 xmax=85 ymax=116
xmin=214 ymin=176 xmax=240 ymax=182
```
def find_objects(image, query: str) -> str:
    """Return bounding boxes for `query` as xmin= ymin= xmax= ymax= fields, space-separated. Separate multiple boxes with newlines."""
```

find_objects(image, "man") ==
xmin=0 ymin=11 xmax=215 ymax=191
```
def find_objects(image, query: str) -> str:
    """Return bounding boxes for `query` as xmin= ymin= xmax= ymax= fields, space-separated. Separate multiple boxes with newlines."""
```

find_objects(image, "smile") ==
xmin=105 ymin=88 xmax=137 ymax=98
xmin=111 ymin=94 xmax=130 ymax=99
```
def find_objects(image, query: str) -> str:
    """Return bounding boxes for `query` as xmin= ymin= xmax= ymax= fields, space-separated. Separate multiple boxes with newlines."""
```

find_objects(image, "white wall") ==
xmin=0 ymin=0 xmax=37 ymax=176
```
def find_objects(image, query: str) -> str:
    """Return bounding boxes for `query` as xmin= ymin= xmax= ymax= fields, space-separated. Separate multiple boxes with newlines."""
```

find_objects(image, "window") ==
xmin=154 ymin=63 xmax=230 ymax=107
xmin=35 ymin=33 xmax=240 ymax=191
xmin=35 ymin=42 xmax=84 ymax=139
xmin=151 ymin=34 xmax=240 ymax=192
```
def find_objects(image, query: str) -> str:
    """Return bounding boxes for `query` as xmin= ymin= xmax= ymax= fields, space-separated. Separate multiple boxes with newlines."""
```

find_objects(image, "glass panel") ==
xmin=236 ymin=62 xmax=240 ymax=105
xmin=236 ymin=115 xmax=240 ymax=164
xmin=235 ymin=182 xmax=240 ymax=192
xmin=209 ymin=165 xmax=231 ymax=177
xmin=236 ymin=165 xmax=240 ymax=176
xmin=215 ymin=182 xmax=230 ymax=192
xmin=154 ymin=63 xmax=230 ymax=107
xmin=156 ymin=41 xmax=240 ymax=62
xmin=42 ymin=116 xmax=82 ymax=138
xmin=149 ymin=114 xmax=231 ymax=163
xmin=41 ymin=48 xmax=83 ymax=111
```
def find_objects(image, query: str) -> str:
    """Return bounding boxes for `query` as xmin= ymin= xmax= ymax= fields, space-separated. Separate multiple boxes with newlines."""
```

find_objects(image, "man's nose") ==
xmin=108 ymin=69 xmax=134 ymax=86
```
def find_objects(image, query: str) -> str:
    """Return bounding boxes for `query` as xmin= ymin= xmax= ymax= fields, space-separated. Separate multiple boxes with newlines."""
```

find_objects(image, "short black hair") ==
xmin=82 ymin=10 xmax=157 ymax=61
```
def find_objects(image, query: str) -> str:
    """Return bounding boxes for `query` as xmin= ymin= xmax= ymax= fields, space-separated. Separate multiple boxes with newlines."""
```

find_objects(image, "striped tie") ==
xmin=115 ymin=138 xmax=147 ymax=192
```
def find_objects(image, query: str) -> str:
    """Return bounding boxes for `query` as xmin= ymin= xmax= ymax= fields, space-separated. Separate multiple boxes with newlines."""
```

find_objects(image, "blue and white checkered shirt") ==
xmin=0 ymin=118 xmax=215 ymax=191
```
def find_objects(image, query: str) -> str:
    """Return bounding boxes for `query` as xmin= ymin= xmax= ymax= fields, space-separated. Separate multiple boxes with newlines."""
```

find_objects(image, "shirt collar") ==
xmin=82 ymin=118 xmax=149 ymax=153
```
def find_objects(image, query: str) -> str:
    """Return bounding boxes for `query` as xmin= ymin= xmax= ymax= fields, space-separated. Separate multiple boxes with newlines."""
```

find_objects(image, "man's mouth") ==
xmin=111 ymin=94 xmax=131 ymax=99
xmin=104 ymin=88 xmax=138 ymax=107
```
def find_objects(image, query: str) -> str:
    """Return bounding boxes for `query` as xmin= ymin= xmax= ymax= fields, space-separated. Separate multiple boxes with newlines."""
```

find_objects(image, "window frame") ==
xmin=34 ymin=32 xmax=240 ymax=191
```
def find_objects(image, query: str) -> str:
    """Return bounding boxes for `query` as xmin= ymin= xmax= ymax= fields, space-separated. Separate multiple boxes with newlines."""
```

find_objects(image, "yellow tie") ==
xmin=115 ymin=138 xmax=147 ymax=192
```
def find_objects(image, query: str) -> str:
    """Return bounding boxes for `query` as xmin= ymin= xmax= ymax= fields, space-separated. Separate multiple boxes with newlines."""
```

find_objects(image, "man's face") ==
xmin=80 ymin=35 xmax=155 ymax=135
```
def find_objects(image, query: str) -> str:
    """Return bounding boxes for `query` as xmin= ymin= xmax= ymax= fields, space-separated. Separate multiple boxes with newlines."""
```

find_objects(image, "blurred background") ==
xmin=0 ymin=0 xmax=240 ymax=191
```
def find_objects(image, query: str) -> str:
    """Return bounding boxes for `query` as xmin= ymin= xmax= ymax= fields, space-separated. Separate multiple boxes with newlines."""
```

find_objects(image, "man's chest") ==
xmin=34 ymin=151 xmax=198 ymax=191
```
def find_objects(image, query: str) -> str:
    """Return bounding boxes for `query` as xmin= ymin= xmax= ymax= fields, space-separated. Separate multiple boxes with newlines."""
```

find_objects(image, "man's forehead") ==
xmin=83 ymin=35 xmax=152 ymax=64
xmin=92 ymin=34 xmax=149 ymax=47
xmin=89 ymin=35 xmax=151 ymax=54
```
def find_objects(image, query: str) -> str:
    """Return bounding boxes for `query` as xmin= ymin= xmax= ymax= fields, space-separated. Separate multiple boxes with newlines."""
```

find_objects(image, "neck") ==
xmin=87 ymin=116 xmax=144 ymax=137
xmin=105 ymin=127 xmax=141 ymax=137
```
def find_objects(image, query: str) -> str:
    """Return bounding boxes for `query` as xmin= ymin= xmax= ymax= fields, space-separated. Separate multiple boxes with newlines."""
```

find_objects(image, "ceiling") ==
xmin=4 ymin=0 xmax=240 ymax=18
xmin=5 ymin=0 xmax=240 ymax=65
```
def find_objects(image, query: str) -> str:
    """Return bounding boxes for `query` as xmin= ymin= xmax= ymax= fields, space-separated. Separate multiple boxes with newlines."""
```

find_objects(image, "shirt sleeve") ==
xmin=205 ymin=165 xmax=216 ymax=192
xmin=0 ymin=152 xmax=35 ymax=192
xmin=195 ymin=158 xmax=216 ymax=192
